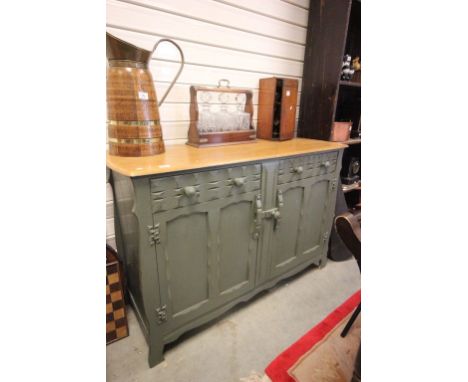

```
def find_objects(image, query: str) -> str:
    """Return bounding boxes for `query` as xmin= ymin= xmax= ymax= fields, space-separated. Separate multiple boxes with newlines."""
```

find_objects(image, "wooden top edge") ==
xmin=106 ymin=138 xmax=347 ymax=177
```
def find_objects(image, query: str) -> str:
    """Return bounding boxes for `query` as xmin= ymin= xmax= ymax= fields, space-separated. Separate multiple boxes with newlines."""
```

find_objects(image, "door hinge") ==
xmin=277 ymin=190 xmax=284 ymax=208
xmin=322 ymin=232 xmax=329 ymax=243
xmin=273 ymin=190 xmax=284 ymax=230
xmin=147 ymin=223 xmax=160 ymax=245
xmin=253 ymin=195 xmax=263 ymax=239
xmin=156 ymin=305 xmax=167 ymax=324
xmin=330 ymin=179 xmax=338 ymax=192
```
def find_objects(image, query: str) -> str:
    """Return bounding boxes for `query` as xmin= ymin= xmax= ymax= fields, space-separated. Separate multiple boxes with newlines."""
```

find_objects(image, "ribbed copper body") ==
xmin=106 ymin=33 xmax=165 ymax=156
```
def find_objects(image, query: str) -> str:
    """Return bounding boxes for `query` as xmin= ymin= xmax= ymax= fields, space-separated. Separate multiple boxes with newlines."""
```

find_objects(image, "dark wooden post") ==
xmin=298 ymin=0 xmax=352 ymax=140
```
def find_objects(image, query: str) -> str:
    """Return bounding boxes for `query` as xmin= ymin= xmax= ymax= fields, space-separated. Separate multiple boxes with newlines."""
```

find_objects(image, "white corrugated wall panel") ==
xmin=214 ymin=0 xmax=309 ymax=27
xmin=107 ymin=1 xmax=305 ymax=60
xmin=281 ymin=0 xmax=310 ymax=10
xmin=106 ymin=0 xmax=309 ymax=244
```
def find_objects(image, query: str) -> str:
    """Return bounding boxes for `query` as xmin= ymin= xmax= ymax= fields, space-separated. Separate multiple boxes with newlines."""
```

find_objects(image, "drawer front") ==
xmin=150 ymin=164 xmax=261 ymax=213
xmin=277 ymin=151 xmax=338 ymax=184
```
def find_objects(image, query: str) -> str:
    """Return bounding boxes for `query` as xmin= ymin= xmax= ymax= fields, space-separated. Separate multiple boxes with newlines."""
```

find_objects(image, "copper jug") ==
xmin=106 ymin=33 xmax=184 ymax=156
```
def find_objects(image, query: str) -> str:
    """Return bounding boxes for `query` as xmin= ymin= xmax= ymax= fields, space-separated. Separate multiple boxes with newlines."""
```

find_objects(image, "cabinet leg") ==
xmin=319 ymin=256 xmax=328 ymax=269
xmin=148 ymin=333 xmax=165 ymax=368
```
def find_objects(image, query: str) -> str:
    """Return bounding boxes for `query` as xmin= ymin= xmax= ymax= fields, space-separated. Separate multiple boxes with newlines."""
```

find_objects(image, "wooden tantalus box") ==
xmin=257 ymin=77 xmax=298 ymax=141
xmin=106 ymin=245 xmax=129 ymax=344
xmin=187 ymin=79 xmax=257 ymax=147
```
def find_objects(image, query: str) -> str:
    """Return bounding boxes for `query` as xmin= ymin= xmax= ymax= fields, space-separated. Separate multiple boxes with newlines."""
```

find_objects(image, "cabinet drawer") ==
xmin=150 ymin=164 xmax=261 ymax=213
xmin=277 ymin=151 xmax=338 ymax=184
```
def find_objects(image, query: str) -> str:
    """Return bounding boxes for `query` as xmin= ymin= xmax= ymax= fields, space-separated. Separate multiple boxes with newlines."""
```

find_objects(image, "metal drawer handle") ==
xmin=321 ymin=161 xmax=331 ymax=168
xmin=183 ymin=186 xmax=197 ymax=197
xmin=293 ymin=166 xmax=303 ymax=174
xmin=233 ymin=177 xmax=246 ymax=187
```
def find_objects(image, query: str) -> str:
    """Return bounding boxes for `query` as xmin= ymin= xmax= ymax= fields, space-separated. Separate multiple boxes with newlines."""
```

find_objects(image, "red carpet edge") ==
xmin=265 ymin=290 xmax=361 ymax=382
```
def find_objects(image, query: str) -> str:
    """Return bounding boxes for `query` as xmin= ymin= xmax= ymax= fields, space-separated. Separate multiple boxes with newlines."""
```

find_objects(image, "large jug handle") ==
xmin=150 ymin=39 xmax=185 ymax=107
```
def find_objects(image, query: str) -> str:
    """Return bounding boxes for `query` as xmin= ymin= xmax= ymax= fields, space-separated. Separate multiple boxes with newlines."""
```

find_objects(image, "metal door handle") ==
xmin=272 ymin=210 xmax=281 ymax=230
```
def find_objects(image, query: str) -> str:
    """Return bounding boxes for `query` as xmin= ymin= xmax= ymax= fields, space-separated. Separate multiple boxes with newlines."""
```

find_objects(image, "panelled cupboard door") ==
xmin=153 ymin=192 xmax=260 ymax=331
xmin=267 ymin=175 xmax=334 ymax=279
xmin=216 ymin=193 xmax=259 ymax=301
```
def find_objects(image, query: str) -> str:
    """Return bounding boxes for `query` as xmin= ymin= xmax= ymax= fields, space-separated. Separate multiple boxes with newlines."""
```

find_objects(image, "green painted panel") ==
xmin=271 ymin=186 xmax=303 ymax=269
xmin=277 ymin=151 xmax=339 ymax=184
xmin=218 ymin=201 xmax=251 ymax=293
xmin=301 ymin=179 xmax=330 ymax=254
xmin=166 ymin=212 xmax=209 ymax=315
xmin=150 ymin=164 xmax=262 ymax=213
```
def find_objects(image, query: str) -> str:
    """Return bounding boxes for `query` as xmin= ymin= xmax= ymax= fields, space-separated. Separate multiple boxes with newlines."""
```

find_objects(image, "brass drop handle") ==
xmin=183 ymin=186 xmax=197 ymax=197
xmin=233 ymin=177 xmax=246 ymax=187
xmin=322 ymin=161 xmax=331 ymax=168
xmin=293 ymin=166 xmax=303 ymax=174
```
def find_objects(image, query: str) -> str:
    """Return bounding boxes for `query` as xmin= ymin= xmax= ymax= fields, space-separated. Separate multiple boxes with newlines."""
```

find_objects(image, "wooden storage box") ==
xmin=106 ymin=245 xmax=129 ymax=344
xmin=187 ymin=80 xmax=256 ymax=147
xmin=258 ymin=77 xmax=298 ymax=141
xmin=330 ymin=121 xmax=352 ymax=142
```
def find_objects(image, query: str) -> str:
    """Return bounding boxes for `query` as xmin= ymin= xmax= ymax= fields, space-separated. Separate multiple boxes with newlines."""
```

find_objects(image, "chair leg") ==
xmin=341 ymin=303 xmax=361 ymax=338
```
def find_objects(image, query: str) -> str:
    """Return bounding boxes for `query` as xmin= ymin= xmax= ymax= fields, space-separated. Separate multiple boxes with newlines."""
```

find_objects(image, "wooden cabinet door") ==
xmin=267 ymin=175 xmax=336 ymax=279
xmin=213 ymin=192 xmax=260 ymax=303
xmin=297 ymin=176 xmax=336 ymax=260
xmin=152 ymin=192 xmax=259 ymax=330
xmin=153 ymin=203 xmax=214 ymax=330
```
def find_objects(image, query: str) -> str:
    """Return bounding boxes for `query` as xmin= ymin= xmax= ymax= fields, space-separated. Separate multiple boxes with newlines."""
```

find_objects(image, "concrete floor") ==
xmin=107 ymin=258 xmax=360 ymax=382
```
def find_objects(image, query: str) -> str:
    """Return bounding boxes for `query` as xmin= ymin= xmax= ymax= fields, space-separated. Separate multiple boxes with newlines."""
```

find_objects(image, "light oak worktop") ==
xmin=106 ymin=138 xmax=347 ymax=177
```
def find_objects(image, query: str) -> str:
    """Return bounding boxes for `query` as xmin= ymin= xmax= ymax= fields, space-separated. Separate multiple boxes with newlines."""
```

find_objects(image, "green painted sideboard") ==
xmin=107 ymin=138 xmax=345 ymax=367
